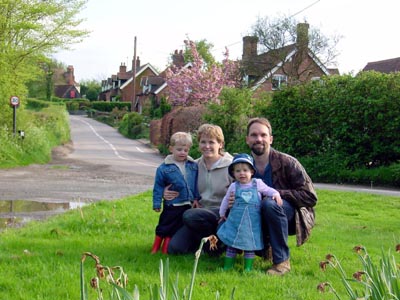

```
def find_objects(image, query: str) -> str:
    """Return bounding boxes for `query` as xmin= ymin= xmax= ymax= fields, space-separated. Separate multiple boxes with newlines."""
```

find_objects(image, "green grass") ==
xmin=0 ymin=105 xmax=70 ymax=168
xmin=0 ymin=189 xmax=399 ymax=300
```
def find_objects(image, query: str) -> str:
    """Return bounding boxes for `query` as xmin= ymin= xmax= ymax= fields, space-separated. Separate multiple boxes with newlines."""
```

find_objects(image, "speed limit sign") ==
xmin=10 ymin=96 xmax=20 ymax=107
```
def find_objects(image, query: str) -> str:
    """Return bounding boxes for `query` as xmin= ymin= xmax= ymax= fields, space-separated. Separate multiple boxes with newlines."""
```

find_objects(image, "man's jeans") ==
xmin=260 ymin=198 xmax=295 ymax=264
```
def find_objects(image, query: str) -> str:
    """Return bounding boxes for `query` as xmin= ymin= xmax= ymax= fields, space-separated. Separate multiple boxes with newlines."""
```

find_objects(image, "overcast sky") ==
xmin=54 ymin=0 xmax=400 ymax=82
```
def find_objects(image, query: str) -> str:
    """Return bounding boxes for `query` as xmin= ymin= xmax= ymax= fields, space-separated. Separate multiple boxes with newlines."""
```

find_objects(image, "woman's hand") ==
xmin=163 ymin=184 xmax=179 ymax=201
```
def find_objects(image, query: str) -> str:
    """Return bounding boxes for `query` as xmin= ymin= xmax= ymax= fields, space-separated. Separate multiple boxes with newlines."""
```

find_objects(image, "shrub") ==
xmin=118 ymin=112 xmax=146 ymax=139
xmin=91 ymin=101 xmax=131 ymax=112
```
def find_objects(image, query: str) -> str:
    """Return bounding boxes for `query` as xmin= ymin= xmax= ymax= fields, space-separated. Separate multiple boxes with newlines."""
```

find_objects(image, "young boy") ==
xmin=151 ymin=132 xmax=200 ymax=254
xmin=217 ymin=153 xmax=282 ymax=271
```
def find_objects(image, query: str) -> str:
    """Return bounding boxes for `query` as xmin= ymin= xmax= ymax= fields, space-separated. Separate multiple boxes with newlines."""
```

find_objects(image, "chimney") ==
xmin=172 ymin=49 xmax=185 ymax=67
xmin=66 ymin=65 xmax=75 ymax=85
xmin=242 ymin=36 xmax=258 ymax=61
xmin=296 ymin=23 xmax=309 ymax=52
xmin=119 ymin=63 xmax=127 ymax=74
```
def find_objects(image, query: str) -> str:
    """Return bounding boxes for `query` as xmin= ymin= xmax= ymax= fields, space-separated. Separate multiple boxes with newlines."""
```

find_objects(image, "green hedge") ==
xmin=91 ymin=101 xmax=131 ymax=112
xmin=265 ymin=71 xmax=400 ymax=186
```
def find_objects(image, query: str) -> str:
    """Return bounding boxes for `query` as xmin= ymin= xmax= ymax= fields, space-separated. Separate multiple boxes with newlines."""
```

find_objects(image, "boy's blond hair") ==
xmin=170 ymin=132 xmax=193 ymax=147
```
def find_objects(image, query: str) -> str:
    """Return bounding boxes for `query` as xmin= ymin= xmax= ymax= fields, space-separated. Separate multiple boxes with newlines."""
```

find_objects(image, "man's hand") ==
xmin=163 ymin=184 xmax=179 ymax=201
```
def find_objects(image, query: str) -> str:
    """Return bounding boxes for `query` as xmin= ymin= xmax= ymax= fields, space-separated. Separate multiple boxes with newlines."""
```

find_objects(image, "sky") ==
xmin=54 ymin=0 xmax=400 ymax=82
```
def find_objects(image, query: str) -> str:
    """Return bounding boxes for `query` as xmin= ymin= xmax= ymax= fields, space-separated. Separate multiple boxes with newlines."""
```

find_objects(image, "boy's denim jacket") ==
xmin=152 ymin=155 xmax=200 ymax=210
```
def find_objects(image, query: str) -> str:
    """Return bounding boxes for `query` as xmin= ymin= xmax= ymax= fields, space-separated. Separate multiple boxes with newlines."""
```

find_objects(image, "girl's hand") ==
xmin=272 ymin=193 xmax=283 ymax=206
xmin=218 ymin=216 xmax=226 ymax=223
xmin=163 ymin=184 xmax=179 ymax=201
xmin=154 ymin=208 xmax=161 ymax=212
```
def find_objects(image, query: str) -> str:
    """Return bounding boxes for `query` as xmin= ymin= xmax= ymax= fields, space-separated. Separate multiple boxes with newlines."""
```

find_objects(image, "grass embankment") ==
xmin=0 ymin=189 xmax=398 ymax=299
xmin=0 ymin=102 xmax=69 ymax=168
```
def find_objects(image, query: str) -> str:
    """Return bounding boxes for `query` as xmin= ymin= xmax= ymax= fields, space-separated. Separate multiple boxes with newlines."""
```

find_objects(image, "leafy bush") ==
xmin=25 ymin=98 xmax=51 ymax=110
xmin=151 ymin=97 xmax=172 ymax=119
xmin=91 ymin=101 xmax=131 ymax=112
xmin=66 ymin=99 xmax=91 ymax=111
xmin=204 ymin=88 xmax=252 ymax=154
xmin=118 ymin=112 xmax=146 ymax=139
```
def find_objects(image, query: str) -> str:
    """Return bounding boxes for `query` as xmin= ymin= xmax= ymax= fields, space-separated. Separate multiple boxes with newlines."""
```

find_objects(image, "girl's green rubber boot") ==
xmin=223 ymin=257 xmax=235 ymax=270
xmin=244 ymin=258 xmax=254 ymax=272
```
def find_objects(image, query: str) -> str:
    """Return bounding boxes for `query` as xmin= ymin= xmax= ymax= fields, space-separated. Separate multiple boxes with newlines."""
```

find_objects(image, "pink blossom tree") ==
xmin=166 ymin=40 xmax=241 ymax=106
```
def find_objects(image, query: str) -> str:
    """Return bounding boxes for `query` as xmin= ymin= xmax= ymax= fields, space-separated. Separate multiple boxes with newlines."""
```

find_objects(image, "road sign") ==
xmin=10 ymin=96 xmax=20 ymax=107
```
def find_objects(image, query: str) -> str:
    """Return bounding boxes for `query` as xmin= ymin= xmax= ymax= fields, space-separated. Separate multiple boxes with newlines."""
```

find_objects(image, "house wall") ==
xmin=121 ymin=68 xmax=158 ymax=103
xmin=256 ymin=54 xmax=327 ymax=92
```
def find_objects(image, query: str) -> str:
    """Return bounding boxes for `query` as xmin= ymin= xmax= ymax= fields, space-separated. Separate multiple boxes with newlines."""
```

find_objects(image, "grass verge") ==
xmin=0 ymin=189 xmax=398 ymax=299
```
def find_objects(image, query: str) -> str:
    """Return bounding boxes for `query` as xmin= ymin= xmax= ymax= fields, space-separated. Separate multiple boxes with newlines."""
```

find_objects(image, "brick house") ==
xmin=241 ymin=23 xmax=339 ymax=92
xmin=53 ymin=65 xmax=81 ymax=99
xmin=362 ymin=57 xmax=400 ymax=73
xmin=99 ymin=50 xmax=189 ymax=113
xmin=99 ymin=56 xmax=161 ymax=112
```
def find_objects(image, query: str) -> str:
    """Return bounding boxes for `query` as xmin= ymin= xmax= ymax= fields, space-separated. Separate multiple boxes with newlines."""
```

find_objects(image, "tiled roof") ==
xmin=363 ymin=57 xmax=400 ymax=73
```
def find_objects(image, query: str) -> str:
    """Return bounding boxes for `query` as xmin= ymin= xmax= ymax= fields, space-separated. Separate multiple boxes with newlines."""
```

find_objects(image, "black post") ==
xmin=13 ymin=106 xmax=16 ymax=137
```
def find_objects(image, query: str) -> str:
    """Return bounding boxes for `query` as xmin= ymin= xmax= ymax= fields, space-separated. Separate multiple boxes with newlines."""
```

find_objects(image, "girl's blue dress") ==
xmin=217 ymin=179 xmax=263 ymax=251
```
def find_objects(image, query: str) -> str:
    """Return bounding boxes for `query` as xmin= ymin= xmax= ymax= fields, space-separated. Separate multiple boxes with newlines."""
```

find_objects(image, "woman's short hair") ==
xmin=197 ymin=124 xmax=225 ymax=144
xmin=197 ymin=124 xmax=225 ymax=154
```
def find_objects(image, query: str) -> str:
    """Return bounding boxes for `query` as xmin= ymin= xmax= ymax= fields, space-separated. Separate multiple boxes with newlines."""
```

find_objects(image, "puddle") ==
xmin=0 ymin=200 xmax=86 ymax=230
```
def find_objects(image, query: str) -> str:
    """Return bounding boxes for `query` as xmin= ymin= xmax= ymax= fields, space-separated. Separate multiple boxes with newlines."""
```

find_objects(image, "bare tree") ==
xmin=248 ymin=15 xmax=342 ymax=85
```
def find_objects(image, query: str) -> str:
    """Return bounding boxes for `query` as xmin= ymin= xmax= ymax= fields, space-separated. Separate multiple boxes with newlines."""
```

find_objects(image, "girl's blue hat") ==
xmin=228 ymin=153 xmax=255 ymax=177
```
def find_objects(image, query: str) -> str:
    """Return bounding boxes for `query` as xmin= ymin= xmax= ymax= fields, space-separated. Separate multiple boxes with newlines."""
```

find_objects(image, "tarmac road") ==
xmin=0 ymin=115 xmax=164 ymax=204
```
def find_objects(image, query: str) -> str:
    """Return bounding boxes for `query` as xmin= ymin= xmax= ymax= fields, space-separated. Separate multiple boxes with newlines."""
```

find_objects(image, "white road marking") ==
xmin=79 ymin=118 xmax=128 ymax=160
xmin=75 ymin=117 xmax=160 ymax=167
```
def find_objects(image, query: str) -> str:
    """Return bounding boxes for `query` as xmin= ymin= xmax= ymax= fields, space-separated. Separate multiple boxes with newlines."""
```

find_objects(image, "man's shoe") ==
xmin=266 ymin=260 xmax=290 ymax=275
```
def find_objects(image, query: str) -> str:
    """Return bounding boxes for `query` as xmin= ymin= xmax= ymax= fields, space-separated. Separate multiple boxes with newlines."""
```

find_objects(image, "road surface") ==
xmin=0 ymin=115 xmax=165 ymax=203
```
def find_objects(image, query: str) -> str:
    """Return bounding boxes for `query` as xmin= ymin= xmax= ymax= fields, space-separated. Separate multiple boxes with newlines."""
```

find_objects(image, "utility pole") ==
xmin=131 ymin=36 xmax=137 ymax=112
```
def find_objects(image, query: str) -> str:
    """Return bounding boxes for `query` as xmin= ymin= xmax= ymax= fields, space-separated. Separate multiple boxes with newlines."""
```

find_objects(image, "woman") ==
xmin=164 ymin=124 xmax=233 ymax=254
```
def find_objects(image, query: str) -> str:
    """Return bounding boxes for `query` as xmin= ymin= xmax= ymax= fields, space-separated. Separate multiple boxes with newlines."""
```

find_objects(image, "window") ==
xmin=272 ymin=74 xmax=287 ymax=90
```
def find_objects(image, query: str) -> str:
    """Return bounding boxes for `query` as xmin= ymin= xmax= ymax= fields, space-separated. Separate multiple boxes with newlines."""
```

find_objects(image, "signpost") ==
xmin=10 ymin=96 xmax=20 ymax=137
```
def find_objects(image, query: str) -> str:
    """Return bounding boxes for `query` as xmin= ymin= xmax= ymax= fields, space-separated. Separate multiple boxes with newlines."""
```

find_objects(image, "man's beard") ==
xmin=251 ymin=143 xmax=266 ymax=156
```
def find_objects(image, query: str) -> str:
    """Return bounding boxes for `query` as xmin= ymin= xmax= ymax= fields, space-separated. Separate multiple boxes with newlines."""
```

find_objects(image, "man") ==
xmin=246 ymin=117 xmax=317 ymax=275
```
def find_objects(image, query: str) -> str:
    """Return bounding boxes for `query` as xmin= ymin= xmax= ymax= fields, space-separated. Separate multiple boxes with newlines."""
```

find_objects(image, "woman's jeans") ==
xmin=168 ymin=207 xmax=220 ymax=254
